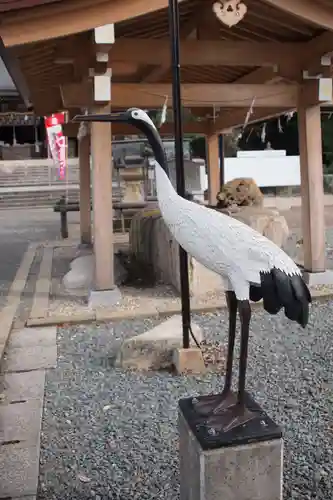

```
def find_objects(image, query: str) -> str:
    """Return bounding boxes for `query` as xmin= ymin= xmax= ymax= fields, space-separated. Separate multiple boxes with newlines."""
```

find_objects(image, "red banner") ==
xmin=44 ymin=112 xmax=67 ymax=180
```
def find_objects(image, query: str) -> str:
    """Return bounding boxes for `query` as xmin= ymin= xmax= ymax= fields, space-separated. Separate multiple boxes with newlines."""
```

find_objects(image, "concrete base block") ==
xmin=63 ymin=254 xmax=127 ymax=292
xmin=179 ymin=409 xmax=283 ymax=500
xmin=88 ymin=287 xmax=122 ymax=309
xmin=2 ymin=370 xmax=45 ymax=403
xmin=173 ymin=347 xmax=206 ymax=374
xmin=8 ymin=326 xmax=56 ymax=349
xmin=3 ymin=344 xmax=57 ymax=373
xmin=115 ymin=314 xmax=203 ymax=371
xmin=0 ymin=398 xmax=43 ymax=446
xmin=78 ymin=242 xmax=93 ymax=250
xmin=302 ymin=269 xmax=333 ymax=287
xmin=0 ymin=445 xmax=40 ymax=498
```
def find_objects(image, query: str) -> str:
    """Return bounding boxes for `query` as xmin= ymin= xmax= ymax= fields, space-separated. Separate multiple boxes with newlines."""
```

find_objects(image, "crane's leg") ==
xmin=192 ymin=290 xmax=238 ymax=416
xmin=203 ymin=300 xmax=256 ymax=434
xmin=236 ymin=300 xmax=251 ymax=407
xmin=221 ymin=290 xmax=238 ymax=395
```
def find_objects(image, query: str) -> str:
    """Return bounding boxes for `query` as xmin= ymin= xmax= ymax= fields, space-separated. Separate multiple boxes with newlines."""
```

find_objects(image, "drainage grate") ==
xmin=9 ymin=400 xmax=26 ymax=404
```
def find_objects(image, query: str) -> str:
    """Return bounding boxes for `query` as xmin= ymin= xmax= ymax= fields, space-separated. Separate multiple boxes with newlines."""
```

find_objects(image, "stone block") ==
xmin=173 ymin=347 xmax=206 ymax=374
xmin=8 ymin=326 xmax=56 ymax=349
xmin=1 ymin=370 xmax=45 ymax=403
xmin=129 ymin=205 xmax=289 ymax=298
xmin=302 ymin=269 xmax=333 ymax=287
xmin=63 ymin=253 xmax=127 ymax=291
xmin=223 ymin=206 xmax=289 ymax=249
xmin=88 ymin=287 xmax=122 ymax=309
xmin=11 ymin=496 xmax=36 ymax=500
xmin=0 ymin=444 xmax=40 ymax=498
xmin=115 ymin=314 xmax=204 ymax=371
xmin=179 ymin=408 xmax=283 ymax=500
xmin=3 ymin=344 xmax=57 ymax=373
xmin=0 ymin=398 xmax=43 ymax=447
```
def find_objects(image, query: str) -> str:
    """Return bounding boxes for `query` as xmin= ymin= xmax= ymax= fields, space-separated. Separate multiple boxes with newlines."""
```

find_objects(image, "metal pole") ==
xmin=168 ymin=0 xmax=191 ymax=348
xmin=218 ymin=134 xmax=225 ymax=187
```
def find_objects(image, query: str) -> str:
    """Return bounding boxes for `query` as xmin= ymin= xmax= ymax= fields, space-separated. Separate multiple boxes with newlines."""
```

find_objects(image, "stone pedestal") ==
xmin=179 ymin=394 xmax=283 ymax=500
xmin=302 ymin=269 xmax=333 ymax=286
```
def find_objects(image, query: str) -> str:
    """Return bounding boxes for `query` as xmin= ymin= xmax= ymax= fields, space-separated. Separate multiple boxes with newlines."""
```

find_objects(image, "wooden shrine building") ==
xmin=1 ymin=0 xmax=333 ymax=300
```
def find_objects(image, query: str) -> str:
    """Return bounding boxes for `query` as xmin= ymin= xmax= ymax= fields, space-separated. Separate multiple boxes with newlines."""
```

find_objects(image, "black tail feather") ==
xmin=249 ymin=285 xmax=262 ymax=303
xmin=260 ymin=270 xmax=283 ymax=315
xmin=257 ymin=268 xmax=311 ymax=328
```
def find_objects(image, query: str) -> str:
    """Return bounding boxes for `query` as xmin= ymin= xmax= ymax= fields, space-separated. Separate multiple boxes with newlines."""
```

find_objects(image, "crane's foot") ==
xmin=191 ymin=390 xmax=237 ymax=417
xmin=203 ymin=402 xmax=256 ymax=435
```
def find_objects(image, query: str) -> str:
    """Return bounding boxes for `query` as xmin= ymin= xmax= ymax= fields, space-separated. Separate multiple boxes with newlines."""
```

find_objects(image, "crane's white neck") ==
xmin=154 ymin=160 xmax=178 ymax=211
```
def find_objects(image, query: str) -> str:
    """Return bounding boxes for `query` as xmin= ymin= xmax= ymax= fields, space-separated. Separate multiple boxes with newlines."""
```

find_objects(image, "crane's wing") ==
xmin=160 ymin=197 xmax=299 ymax=284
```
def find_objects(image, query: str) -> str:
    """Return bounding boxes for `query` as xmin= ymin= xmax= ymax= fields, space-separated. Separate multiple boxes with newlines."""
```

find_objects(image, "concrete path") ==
xmin=0 ymin=326 xmax=57 ymax=499
xmin=0 ymin=208 xmax=68 ymax=310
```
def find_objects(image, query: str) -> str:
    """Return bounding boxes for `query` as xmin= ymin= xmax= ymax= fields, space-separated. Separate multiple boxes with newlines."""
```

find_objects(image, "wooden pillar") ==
xmin=206 ymin=134 xmax=220 ymax=206
xmin=298 ymin=96 xmax=325 ymax=273
xmin=78 ymin=133 xmax=92 ymax=245
xmin=91 ymin=103 xmax=115 ymax=290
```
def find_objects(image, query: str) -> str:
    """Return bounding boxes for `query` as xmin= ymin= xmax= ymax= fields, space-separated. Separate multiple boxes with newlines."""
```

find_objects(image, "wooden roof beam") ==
xmin=262 ymin=0 xmax=333 ymax=31
xmin=208 ymin=107 xmax=294 ymax=134
xmin=109 ymin=39 xmax=299 ymax=68
xmin=60 ymin=82 xmax=298 ymax=108
xmin=63 ymin=120 xmax=208 ymax=137
xmin=1 ymin=0 xmax=187 ymax=47
xmin=235 ymin=32 xmax=333 ymax=84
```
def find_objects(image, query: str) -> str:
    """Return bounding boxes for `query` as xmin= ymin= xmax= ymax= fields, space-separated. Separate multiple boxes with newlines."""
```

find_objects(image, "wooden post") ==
xmin=298 ymin=95 xmax=325 ymax=273
xmin=206 ymin=134 xmax=220 ymax=205
xmin=91 ymin=103 xmax=115 ymax=290
xmin=78 ymin=133 xmax=92 ymax=245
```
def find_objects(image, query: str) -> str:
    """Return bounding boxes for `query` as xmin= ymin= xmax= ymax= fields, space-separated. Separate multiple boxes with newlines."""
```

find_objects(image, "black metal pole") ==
xmin=168 ymin=0 xmax=191 ymax=348
xmin=218 ymin=134 xmax=225 ymax=187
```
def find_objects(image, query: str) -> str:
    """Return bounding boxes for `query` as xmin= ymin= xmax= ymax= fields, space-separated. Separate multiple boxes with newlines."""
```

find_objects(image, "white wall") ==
xmin=224 ymin=150 xmax=301 ymax=188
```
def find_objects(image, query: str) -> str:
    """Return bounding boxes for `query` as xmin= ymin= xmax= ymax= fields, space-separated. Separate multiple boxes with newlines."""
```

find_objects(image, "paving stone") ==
xmin=0 ymin=444 xmax=39 ymax=497
xmin=0 ymin=398 xmax=43 ymax=446
xmin=8 ymin=326 xmax=56 ymax=349
xmin=3 ymin=344 xmax=57 ymax=373
xmin=1 ymin=370 xmax=45 ymax=402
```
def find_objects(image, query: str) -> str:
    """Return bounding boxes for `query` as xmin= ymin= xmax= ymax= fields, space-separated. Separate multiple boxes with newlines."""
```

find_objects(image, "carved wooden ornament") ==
xmin=213 ymin=0 xmax=247 ymax=27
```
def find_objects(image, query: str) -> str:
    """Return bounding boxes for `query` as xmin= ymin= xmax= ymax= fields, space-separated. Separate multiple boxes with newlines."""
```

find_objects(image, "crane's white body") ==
xmin=155 ymin=161 xmax=301 ymax=301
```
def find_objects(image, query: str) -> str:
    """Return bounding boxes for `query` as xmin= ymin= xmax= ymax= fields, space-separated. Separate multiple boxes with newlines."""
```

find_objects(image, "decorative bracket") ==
xmin=213 ymin=0 xmax=247 ymax=28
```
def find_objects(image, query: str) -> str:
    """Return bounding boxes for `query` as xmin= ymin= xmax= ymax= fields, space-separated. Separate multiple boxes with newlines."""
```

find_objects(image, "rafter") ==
xmin=262 ymin=0 xmax=333 ymax=31
xmin=142 ymin=7 xmax=202 ymax=83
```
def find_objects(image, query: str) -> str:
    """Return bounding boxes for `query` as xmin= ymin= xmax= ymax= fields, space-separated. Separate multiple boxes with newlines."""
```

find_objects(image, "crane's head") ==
xmin=73 ymin=107 xmax=168 ymax=174
xmin=72 ymin=107 xmax=157 ymax=134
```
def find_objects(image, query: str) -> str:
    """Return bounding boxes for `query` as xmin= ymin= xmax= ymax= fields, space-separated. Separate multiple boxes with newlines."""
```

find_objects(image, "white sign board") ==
xmin=224 ymin=154 xmax=300 ymax=187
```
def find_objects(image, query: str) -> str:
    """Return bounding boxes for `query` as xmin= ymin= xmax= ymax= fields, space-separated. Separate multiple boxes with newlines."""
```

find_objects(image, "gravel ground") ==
xmin=39 ymin=299 xmax=333 ymax=500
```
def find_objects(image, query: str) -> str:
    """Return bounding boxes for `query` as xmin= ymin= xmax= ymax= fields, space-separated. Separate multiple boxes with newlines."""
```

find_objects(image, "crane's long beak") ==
xmin=72 ymin=112 xmax=128 ymax=123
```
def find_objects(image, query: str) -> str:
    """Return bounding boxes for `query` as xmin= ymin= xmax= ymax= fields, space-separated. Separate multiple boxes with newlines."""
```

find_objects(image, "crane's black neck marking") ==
xmin=133 ymin=121 xmax=169 ymax=177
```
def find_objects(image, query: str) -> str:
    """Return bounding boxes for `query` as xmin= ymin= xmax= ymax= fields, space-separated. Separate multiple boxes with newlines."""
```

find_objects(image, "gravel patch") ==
xmin=39 ymin=300 xmax=333 ymax=500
